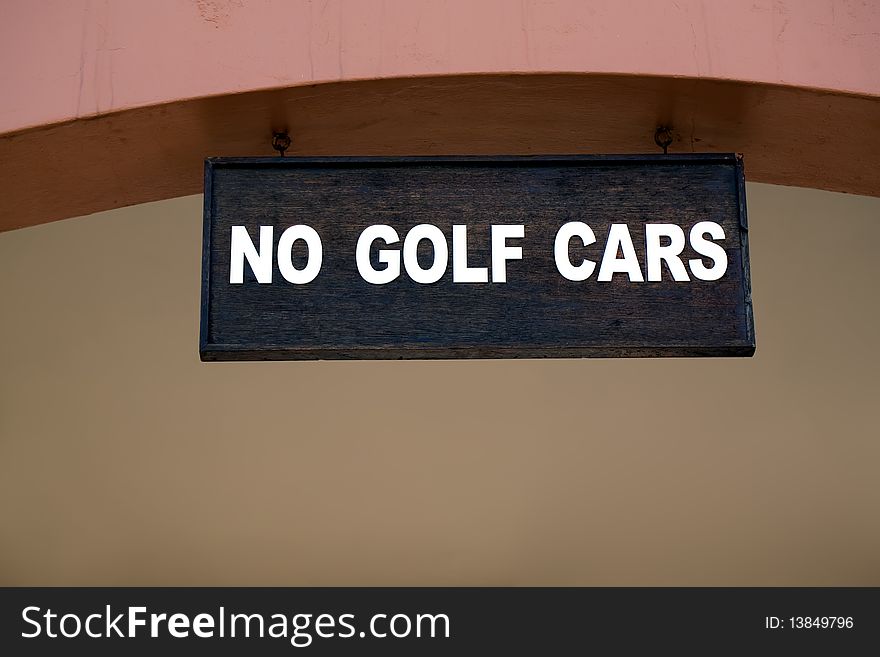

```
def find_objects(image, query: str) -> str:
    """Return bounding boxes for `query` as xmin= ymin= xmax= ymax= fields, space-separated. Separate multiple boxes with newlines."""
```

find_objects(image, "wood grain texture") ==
xmin=200 ymin=154 xmax=755 ymax=360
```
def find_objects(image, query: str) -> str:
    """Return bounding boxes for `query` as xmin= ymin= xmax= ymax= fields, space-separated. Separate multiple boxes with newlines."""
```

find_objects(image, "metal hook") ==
xmin=272 ymin=132 xmax=292 ymax=157
xmin=654 ymin=126 xmax=674 ymax=155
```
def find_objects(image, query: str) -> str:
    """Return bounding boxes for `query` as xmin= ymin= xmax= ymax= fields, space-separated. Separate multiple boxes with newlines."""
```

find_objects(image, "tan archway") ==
xmin=2 ymin=0 xmax=879 ymax=231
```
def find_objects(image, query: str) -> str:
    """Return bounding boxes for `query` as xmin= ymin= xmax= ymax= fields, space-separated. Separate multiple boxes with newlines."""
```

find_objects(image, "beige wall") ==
xmin=1 ymin=183 xmax=878 ymax=585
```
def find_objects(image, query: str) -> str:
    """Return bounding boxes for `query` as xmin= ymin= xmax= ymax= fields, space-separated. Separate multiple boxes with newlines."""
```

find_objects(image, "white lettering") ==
xmin=452 ymin=225 xmax=489 ymax=283
xmin=277 ymin=225 xmax=322 ymax=284
xmin=403 ymin=224 xmax=448 ymax=284
xmin=230 ymin=226 xmax=273 ymax=284
xmin=128 ymin=606 xmax=147 ymax=638
xmin=21 ymin=606 xmax=41 ymax=638
xmin=491 ymin=225 xmax=524 ymax=283
xmin=598 ymin=224 xmax=644 ymax=282
xmin=645 ymin=223 xmax=690 ymax=281
xmin=554 ymin=221 xmax=597 ymax=281
xmin=688 ymin=221 xmax=728 ymax=280
xmin=356 ymin=225 xmax=401 ymax=284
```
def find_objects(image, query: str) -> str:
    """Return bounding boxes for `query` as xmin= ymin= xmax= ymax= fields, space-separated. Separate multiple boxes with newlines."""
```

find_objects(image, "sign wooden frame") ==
xmin=200 ymin=154 xmax=754 ymax=361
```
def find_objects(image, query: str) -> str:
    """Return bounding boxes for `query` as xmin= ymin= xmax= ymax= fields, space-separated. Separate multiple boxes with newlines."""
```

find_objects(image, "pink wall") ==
xmin=1 ymin=1 xmax=879 ymax=229
xmin=3 ymin=0 xmax=879 ymax=135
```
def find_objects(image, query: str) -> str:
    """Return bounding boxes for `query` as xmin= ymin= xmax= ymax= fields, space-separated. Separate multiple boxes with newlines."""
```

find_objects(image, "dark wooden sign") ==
xmin=200 ymin=154 xmax=754 ymax=361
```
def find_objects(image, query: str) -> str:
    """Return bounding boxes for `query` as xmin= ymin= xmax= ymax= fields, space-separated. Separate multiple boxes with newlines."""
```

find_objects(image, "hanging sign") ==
xmin=200 ymin=154 xmax=754 ymax=360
